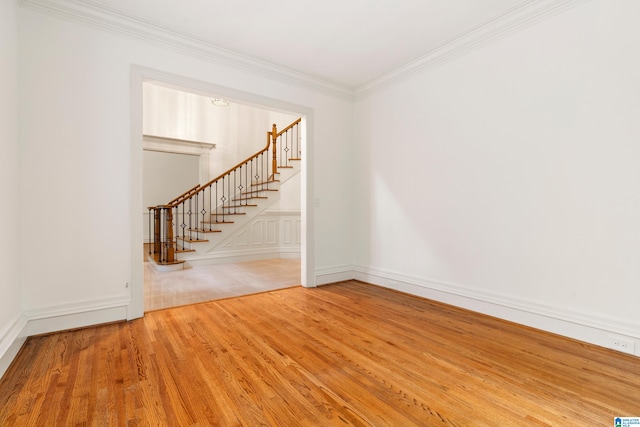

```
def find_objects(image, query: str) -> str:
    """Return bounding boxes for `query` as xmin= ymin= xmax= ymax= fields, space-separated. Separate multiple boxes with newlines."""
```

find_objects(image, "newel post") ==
xmin=165 ymin=206 xmax=175 ymax=263
xmin=271 ymin=123 xmax=278 ymax=177
xmin=153 ymin=208 xmax=161 ymax=255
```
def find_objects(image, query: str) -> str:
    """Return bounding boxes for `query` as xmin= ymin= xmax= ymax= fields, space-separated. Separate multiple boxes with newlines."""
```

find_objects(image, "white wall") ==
xmin=0 ymin=0 xmax=25 ymax=375
xmin=17 ymin=6 xmax=352 ymax=323
xmin=143 ymin=83 xmax=299 ymax=181
xmin=354 ymin=0 xmax=640 ymax=353
xmin=143 ymin=151 xmax=199 ymax=208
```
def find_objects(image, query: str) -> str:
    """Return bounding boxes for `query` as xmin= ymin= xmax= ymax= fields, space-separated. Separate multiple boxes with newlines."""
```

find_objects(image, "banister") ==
xmin=149 ymin=118 xmax=301 ymax=265
xmin=168 ymin=184 xmax=201 ymax=205
xmin=275 ymin=118 xmax=301 ymax=137
xmin=171 ymin=139 xmax=273 ymax=207
xmin=168 ymin=118 xmax=301 ymax=208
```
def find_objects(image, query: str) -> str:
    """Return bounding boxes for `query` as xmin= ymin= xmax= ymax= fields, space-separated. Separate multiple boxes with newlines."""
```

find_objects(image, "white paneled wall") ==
xmin=216 ymin=210 xmax=301 ymax=258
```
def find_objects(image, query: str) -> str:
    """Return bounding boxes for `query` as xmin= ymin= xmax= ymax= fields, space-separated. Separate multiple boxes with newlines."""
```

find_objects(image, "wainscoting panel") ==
xmin=237 ymin=227 xmax=249 ymax=247
xmin=252 ymin=221 xmax=264 ymax=245
xmin=266 ymin=220 xmax=277 ymax=245
xmin=207 ymin=210 xmax=300 ymax=258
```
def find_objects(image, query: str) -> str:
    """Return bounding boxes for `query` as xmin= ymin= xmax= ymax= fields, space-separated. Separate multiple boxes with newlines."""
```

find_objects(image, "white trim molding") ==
xmin=0 ymin=312 xmax=28 ymax=379
xmin=354 ymin=0 xmax=591 ymax=97
xmin=315 ymin=265 xmax=354 ymax=286
xmin=352 ymin=265 xmax=639 ymax=357
xmin=0 ymin=295 xmax=131 ymax=379
xmin=23 ymin=295 xmax=131 ymax=337
xmin=143 ymin=134 xmax=215 ymax=184
xmin=18 ymin=0 xmax=589 ymax=100
xmin=17 ymin=0 xmax=353 ymax=100
xmin=130 ymin=65 xmax=315 ymax=312
xmin=143 ymin=134 xmax=215 ymax=155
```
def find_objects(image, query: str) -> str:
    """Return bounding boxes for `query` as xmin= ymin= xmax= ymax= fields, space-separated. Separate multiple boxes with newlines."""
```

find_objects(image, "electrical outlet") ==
xmin=608 ymin=336 xmax=636 ymax=355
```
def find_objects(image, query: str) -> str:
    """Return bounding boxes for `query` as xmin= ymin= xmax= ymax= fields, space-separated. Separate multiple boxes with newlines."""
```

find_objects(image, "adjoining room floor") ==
xmin=144 ymin=258 xmax=301 ymax=311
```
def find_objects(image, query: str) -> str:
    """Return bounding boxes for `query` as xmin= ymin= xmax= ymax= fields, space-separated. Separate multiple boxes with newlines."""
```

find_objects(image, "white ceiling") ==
xmin=72 ymin=0 xmax=529 ymax=88
xmin=21 ymin=0 xmax=584 ymax=95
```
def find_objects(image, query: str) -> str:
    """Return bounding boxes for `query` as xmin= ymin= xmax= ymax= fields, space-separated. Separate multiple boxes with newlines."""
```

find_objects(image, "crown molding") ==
xmin=18 ymin=0 xmax=590 ymax=101
xmin=354 ymin=0 xmax=591 ymax=99
xmin=17 ymin=0 xmax=354 ymax=101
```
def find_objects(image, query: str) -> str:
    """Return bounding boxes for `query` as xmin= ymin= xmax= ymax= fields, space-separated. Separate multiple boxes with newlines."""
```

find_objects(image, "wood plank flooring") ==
xmin=1 ymin=280 xmax=639 ymax=426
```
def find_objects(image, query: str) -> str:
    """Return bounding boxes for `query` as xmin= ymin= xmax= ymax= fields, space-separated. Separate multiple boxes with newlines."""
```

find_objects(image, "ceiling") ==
xmin=69 ymin=0 xmax=529 ymax=88
xmin=21 ymin=0 xmax=584 ymax=95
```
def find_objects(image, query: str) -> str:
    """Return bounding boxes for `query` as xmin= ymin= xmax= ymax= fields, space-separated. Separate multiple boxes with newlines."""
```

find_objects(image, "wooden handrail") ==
xmin=275 ymin=118 xmax=301 ymax=137
xmin=170 ymin=141 xmax=271 ymax=209
xmin=168 ymin=118 xmax=301 ymax=208
xmin=168 ymin=184 xmax=201 ymax=206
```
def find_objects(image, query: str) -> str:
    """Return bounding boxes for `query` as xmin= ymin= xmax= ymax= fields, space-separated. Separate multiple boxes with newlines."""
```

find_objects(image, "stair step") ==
xmin=187 ymin=228 xmax=222 ymax=233
xmin=200 ymin=221 xmax=234 ymax=226
xmin=221 ymin=204 xmax=258 ymax=209
xmin=252 ymin=180 xmax=279 ymax=187
xmin=176 ymin=237 xmax=209 ymax=243
xmin=232 ymin=196 xmax=268 ymax=201
xmin=289 ymin=158 xmax=301 ymax=161
xmin=176 ymin=248 xmax=196 ymax=253
xmin=210 ymin=212 xmax=246 ymax=216
xmin=240 ymin=189 xmax=278 ymax=196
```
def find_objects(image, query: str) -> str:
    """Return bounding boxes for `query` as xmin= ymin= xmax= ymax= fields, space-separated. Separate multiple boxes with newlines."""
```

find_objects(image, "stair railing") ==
xmin=148 ymin=118 xmax=301 ymax=265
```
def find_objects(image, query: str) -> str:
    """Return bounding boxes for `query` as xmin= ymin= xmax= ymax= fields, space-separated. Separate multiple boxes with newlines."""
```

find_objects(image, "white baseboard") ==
xmin=4 ymin=265 xmax=637 ymax=382
xmin=23 ymin=295 xmax=131 ymax=337
xmin=315 ymin=265 xmax=354 ymax=286
xmin=0 ymin=312 xmax=28 ymax=379
xmin=0 ymin=295 xmax=130 ymax=380
xmin=353 ymin=266 xmax=639 ymax=357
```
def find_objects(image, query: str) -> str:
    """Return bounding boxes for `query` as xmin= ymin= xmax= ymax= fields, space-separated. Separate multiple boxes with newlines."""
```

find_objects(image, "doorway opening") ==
xmin=129 ymin=67 xmax=314 ymax=318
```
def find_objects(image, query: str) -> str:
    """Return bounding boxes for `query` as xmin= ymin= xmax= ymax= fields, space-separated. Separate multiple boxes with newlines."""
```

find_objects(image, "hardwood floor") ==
xmin=145 ymin=258 xmax=301 ymax=311
xmin=1 ymin=281 xmax=639 ymax=426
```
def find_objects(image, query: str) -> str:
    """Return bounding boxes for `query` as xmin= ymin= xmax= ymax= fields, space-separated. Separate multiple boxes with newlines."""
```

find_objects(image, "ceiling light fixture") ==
xmin=210 ymin=98 xmax=230 ymax=107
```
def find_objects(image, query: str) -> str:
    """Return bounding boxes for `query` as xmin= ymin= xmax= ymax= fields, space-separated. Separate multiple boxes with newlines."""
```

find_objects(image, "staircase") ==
xmin=147 ymin=119 xmax=301 ymax=271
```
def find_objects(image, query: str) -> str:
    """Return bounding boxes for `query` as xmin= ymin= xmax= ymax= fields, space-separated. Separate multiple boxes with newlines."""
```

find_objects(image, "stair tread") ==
xmin=221 ymin=204 xmax=258 ymax=208
xmin=232 ymin=196 xmax=268 ymax=201
xmin=240 ymin=190 xmax=278 ymax=195
xmin=200 ymin=221 xmax=234 ymax=225
xmin=210 ymin=212 xmax=246 ymax=216
xmin=176 ymin=237 xmax=209 ymax=243
xmin=187 ymin=228 xmax=222 ymax=233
